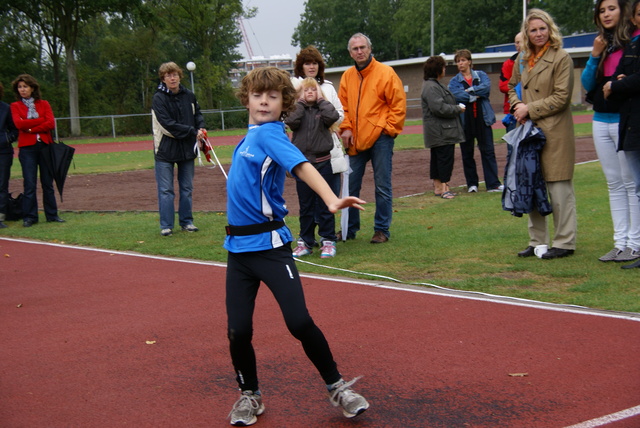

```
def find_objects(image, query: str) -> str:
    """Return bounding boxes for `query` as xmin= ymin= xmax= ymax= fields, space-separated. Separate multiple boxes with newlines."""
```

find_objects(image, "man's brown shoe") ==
xmin=370 ymin=231 xmax=388 ymax=244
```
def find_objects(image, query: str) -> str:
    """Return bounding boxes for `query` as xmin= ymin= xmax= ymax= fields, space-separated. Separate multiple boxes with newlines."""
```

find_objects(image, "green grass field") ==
xmin=3 ymin=111 xmax=639 ymax=313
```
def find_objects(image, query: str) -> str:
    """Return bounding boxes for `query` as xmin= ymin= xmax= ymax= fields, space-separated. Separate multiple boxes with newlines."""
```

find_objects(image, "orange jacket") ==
xmin=10 ymin=99 xmax=55 ymax=147
xmin=338 ymin=57 xmax=406 ymax=155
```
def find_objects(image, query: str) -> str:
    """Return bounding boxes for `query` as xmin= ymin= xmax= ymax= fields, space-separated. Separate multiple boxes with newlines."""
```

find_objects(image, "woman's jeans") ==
xmin=593 ymin=120 xmax=640 ymax=251
xmin=18 ymin=141 xmax=58 ymax=222
xmin=460 ymin=123 xmax=501 ymax=190
xmin=154 ymin=159 xmax=194 ymax=230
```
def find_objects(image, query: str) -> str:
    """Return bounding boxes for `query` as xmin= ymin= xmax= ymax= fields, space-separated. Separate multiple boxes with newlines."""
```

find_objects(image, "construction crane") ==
xmin=237 ymin=18 xmax=254 ymax=59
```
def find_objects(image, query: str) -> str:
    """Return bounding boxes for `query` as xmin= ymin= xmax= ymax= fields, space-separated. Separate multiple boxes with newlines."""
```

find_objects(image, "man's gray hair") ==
xmin=348 ymin=33 xmax=372 ymax=51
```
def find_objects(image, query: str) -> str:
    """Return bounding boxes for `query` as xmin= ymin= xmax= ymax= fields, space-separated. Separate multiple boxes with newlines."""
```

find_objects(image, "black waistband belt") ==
xmin=225 ymin=221 xmax=285 ymax=236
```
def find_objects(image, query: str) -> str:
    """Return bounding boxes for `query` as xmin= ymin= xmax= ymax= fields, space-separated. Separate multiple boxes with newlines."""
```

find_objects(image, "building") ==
xmin=229 ymin=55 xmax=294 ymax=87
xmin=324 ymin=33 xmax=596 ymax=120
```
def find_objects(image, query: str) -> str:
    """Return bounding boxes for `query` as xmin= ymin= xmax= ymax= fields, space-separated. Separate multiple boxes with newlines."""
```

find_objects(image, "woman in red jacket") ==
xmin=10 ymin=74 xmax=63 ymax=227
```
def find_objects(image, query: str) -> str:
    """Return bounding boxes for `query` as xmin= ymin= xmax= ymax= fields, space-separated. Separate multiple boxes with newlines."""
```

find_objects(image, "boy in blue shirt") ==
xmin=225 ymin=67 xmax=369 ymax=426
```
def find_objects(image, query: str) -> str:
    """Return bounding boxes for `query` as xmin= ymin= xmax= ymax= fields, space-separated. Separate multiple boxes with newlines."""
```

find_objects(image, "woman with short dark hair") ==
xmin=422 ymin=56 xmax=465 ymax=199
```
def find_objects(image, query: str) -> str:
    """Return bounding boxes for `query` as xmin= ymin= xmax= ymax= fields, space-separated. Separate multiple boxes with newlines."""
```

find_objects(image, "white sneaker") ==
xmin=487 ymin=184 xmax=504 ymax=192
xmin=292 ymin=239 xmax=312 ymax=257
xmin=329 ymin=377 xmax=369 ymax=418
xmin=468 ymin=185 xmax=478 ymax=193
xmin=161 ymin=228 xmax=172 ymax=236
xmin=228 ymin=391 xmax=264 ymax=426
xmin=320 ymin=241 xmax=336 ymax=258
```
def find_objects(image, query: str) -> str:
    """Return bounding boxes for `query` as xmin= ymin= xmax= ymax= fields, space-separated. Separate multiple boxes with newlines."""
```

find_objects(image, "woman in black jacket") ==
xmin=0 ymin=82 xmax=18 ymax=228
xmin=151 ymin=62 xmax=206 ymax=236
xmin=605 ymin=0 xmax=640 ymax=268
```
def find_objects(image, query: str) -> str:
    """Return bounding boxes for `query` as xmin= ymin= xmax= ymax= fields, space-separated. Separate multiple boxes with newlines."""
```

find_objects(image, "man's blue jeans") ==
xmin=155 ymin=159 xmax=194 ymax=230
xmin=346 ymin=133 xmax=394 ymax=238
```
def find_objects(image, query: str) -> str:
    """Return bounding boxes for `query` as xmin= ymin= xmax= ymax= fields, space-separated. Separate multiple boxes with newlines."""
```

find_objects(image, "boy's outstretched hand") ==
xmin=328 ymin=197 xmax=365 ymax=213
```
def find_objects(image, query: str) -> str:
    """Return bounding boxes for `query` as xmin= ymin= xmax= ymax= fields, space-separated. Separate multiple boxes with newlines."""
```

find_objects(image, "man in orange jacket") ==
xmin=339 ymin=33 xmax=406 ymax=243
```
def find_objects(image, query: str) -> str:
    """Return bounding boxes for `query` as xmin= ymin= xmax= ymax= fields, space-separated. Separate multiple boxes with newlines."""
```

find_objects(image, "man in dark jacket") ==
xmin=0 ymin=82 xmax=19 ymax=228
xmin=152 ymin=61 xmax=206 ymax=236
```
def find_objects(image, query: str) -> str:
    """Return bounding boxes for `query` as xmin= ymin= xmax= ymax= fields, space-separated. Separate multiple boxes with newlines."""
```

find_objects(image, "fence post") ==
xmin=111 ymin=116 xmax=116 ymax=138
xmin=221 ymin=111 xmax=225 ymax=131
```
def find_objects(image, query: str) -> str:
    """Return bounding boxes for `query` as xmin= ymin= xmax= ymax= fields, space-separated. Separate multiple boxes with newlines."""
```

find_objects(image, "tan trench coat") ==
xmin=508 ymin=47 xmax=575 ymax=182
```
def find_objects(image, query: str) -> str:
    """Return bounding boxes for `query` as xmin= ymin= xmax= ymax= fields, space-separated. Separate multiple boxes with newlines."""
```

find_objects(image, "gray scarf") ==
xmin=22 ymin=97 xmax=39 ymax=119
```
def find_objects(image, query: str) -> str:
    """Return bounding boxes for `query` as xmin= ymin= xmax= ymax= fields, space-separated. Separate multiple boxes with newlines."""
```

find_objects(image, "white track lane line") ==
xmin=2 ymin=237 xmax=639 ymax=324
xmin=564 ymin=404 xmax=640 ymax=427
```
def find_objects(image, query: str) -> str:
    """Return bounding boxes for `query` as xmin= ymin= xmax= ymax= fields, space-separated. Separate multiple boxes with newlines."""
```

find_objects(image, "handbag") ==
xmin=330 ymin=132 xmax=348 ymax=174
xmin=6 ymin=192 xmax=24 ymax=221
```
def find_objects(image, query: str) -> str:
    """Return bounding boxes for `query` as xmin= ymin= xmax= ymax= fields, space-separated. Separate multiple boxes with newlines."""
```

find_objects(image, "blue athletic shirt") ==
xmin=224 ymin=121 xmax=307 ymax=253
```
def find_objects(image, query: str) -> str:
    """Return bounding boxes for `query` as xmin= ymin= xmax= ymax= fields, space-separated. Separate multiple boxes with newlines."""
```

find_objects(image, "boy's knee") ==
xmin=228 ymin=327 xmax=253 ymax=344
xmin=287 ymin=318 xmax=316 ymax=340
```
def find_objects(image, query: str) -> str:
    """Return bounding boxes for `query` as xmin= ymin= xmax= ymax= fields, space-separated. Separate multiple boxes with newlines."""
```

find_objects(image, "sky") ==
xmin=239 ymin=0 xmax=306 ymax=59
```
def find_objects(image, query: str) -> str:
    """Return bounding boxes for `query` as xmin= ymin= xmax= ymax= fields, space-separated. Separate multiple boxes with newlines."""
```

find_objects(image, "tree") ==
xmin=3 ymin=0 xmax=138 ymax=136
xmin=150 ymin=0 xmax=245 ymax=109
xmin=0 ymin=9 xmax=40 ymax=101
xmin=293 ymin=0 xmax=595 ymax=65
xmin=531 ymin=0 xmax=594 ymax=35
xmin=293 ymin=0 xmax=375 ymax=67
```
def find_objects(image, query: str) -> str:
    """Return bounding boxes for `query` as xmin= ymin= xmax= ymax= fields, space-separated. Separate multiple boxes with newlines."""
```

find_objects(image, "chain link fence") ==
xmin=53 ymin=108 xmax=249 ymax=139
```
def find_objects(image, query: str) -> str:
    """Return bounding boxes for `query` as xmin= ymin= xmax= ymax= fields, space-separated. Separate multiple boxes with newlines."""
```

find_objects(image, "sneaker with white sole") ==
xmin=292 ymin=239 xmax=312 ymax=257
xmin=320 ymin=241 xmax=336 ymax=258
xmin=228 ymin=390 xmax=264 ymax=426
xmin=487 ymin=184 xmax=504 ymax=193
xmin=161 ymin=228 xmax=172 ymax=236
xmin=468 ymin=185 xmax=478 ymax=193
xmin=181 ymin=224 xmax=199 ymax=232
xmin=615 ymin=247 xmax=640 ymax=262
xmin=599 ymin=247 xmax=623 ymax=262
xmin=328 ymin=377 xmax=369 ymax=418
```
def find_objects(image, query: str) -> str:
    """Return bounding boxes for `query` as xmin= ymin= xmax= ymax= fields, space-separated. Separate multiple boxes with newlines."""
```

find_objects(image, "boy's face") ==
xmin=247 ymin=89 xmax=283 ymax=125
xmin=303 ymin=85 xmax=318 ymax=103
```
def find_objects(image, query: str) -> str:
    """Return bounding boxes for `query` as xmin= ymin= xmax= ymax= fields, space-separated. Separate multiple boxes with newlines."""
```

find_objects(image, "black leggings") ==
xmin=226 ymin=245 xmax=341 ymax=391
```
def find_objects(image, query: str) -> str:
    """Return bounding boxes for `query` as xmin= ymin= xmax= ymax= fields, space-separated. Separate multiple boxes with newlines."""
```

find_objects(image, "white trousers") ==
xmin=593 ymin=120 xmax=640 ymax=251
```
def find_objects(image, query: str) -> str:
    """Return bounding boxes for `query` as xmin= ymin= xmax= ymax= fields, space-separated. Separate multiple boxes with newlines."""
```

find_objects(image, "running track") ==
xmin=1 ymin=237 xmax=639 ymax=427
xmin=66 ymin=114 xmax=594 ymax=155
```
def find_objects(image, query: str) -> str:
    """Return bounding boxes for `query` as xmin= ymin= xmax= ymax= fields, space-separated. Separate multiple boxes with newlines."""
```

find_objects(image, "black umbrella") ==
xmin=41 ymin=140 xmax=75 ymax=202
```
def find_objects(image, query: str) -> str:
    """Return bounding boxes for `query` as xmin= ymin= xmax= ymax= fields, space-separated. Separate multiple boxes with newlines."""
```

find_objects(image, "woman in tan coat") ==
xmin=508 ymin=8 xmax=577 ymax=259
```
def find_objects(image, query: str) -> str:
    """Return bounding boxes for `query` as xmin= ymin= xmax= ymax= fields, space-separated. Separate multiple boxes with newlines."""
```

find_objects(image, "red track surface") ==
xmin=62 ymin=114 xmax=595 ymax=156
xmin=1 ymin=238 xmax=639 ymax=427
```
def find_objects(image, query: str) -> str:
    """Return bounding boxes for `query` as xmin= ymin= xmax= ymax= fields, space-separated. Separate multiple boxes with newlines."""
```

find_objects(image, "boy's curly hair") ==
xmin=236 ymin=67 xmax=297 ymax=120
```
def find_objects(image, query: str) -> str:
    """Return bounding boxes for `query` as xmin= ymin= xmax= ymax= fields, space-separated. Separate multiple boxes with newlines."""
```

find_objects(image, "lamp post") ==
xmin=186 ymin=61 xmax=196 ymax=92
